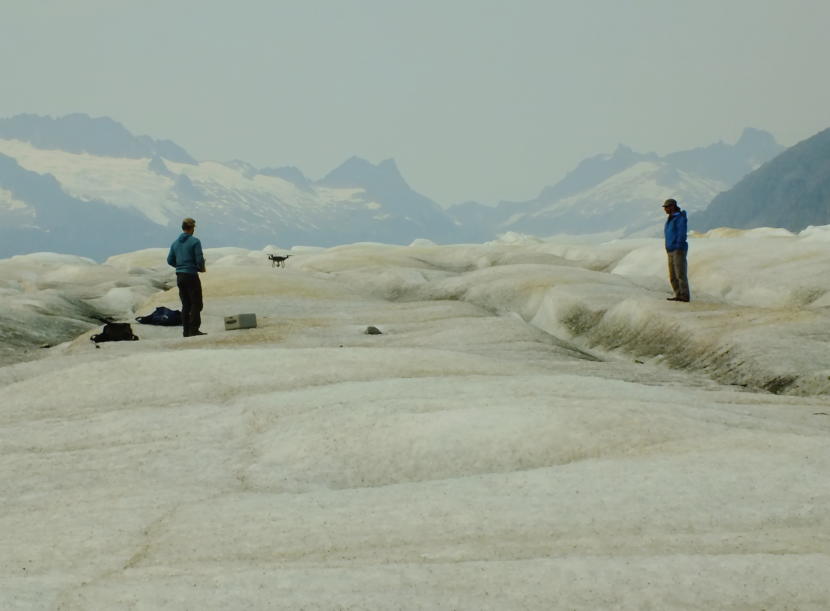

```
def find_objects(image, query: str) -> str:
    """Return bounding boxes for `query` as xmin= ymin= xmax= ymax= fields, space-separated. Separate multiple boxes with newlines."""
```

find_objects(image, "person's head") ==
xmin=662 ymin=199 xmax=678 ymax=215
xmin=182 ymin=217 xmax=196 ymax=234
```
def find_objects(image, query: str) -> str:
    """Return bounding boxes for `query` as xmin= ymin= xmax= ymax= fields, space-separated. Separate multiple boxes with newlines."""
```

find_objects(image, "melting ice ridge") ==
xmin=1 ymin=228 xmax=829 ymax=609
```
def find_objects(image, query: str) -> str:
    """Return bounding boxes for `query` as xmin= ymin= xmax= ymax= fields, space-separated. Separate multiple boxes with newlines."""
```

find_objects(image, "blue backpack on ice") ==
xmin=135 ymin=306 xmax=182 ymax=326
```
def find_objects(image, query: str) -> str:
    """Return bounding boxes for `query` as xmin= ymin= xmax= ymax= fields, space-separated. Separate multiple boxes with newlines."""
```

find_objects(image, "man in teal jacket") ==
xmin=167 ymin=217 xmax=206 ymax=336
xmin=663 ymin=199 xmax=690 ymax=302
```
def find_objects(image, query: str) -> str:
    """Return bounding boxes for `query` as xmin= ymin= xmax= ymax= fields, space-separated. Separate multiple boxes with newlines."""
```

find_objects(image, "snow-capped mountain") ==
xmin=0 ymin=113 xmax=196 ymax=163
xmin=0 ymin=114 xmax=458 ymax=259
xmin=450 ymin=129 xmax=784 ymax=240
xmin=499 ymin=160 xmax=727 ymax=238
xmin=0 ymin=114 xmax=786 ymax=259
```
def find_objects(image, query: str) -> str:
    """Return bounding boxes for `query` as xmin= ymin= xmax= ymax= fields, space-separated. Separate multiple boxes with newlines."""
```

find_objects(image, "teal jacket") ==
xmin=167 ymin=233 xmax=205 ymax=274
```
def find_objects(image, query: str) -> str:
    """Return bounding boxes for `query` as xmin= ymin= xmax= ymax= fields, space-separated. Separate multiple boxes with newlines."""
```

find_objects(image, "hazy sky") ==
xmin=2 ymin=0 xmax=829 ymax=204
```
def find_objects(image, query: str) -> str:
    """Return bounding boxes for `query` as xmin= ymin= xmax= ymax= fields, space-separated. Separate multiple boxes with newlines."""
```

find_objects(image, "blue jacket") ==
xmin=664 ymin=210 xmax=688 ymax=251
xmin=167 ymin=233 xmax=205 ymax=274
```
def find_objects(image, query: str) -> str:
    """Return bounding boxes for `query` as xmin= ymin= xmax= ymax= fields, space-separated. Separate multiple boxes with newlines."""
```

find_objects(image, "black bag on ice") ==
xmin=135 ymin=306 xmax=182 ymax=326
xmin=91 ymin=322 xmax=139 ymax=343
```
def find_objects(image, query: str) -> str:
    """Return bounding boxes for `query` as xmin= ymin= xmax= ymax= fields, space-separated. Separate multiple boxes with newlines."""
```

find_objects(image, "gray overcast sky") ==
xmin=2 ymin=0 xmax=829 ymax=204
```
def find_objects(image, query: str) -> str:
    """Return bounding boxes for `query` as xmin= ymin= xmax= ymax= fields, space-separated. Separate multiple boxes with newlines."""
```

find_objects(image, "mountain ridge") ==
xmin=0 ymin=113 xmax=196 ymax=164
xmin=694 ymin=128 xmax=830 ymax=232
xmin=0 ymin=112 xmax=796 ymax=258
xmin=0 ymin=127 xmax=459 ymax=258
xmin=447 ymin=128 xmax=784 ymax=240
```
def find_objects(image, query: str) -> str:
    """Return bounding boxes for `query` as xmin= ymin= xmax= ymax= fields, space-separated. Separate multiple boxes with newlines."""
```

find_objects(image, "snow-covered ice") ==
xmin=1 ymin=230 xmax=829 ymax=609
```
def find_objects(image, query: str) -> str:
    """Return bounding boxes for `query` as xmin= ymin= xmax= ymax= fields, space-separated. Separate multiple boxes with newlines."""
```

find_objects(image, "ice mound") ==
xmin=2 ymin=231 xmax=830 ymax=609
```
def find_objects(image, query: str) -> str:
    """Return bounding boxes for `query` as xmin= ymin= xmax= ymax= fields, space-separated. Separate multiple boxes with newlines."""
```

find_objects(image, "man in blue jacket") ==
xmin=167 ymin=217 xmax=207 ymax=336
xmin=663 ymin=199 xmax=690 ymax=302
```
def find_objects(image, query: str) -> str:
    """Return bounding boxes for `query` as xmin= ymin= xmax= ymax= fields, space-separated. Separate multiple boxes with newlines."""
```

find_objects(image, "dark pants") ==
xmin=667 ymin=249 xmax=690 ymax=301
xmin=177 ymin=273 xmax=203 ymax=336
